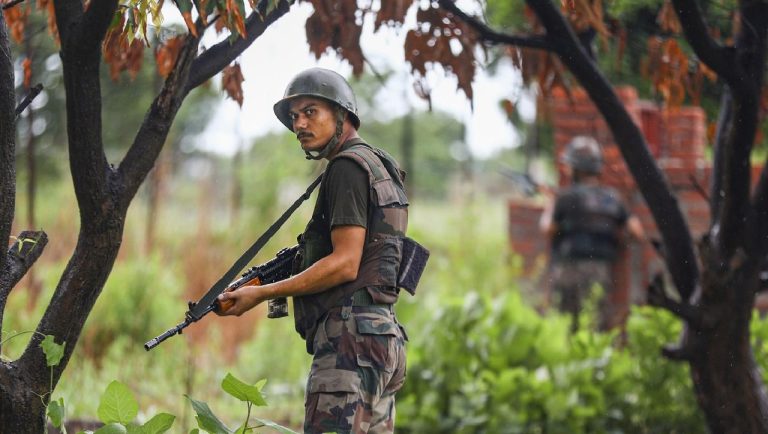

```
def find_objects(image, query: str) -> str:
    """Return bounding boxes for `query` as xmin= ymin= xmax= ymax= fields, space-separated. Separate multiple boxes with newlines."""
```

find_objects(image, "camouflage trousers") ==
xmin=549 ymin=259 xmax=615 ymax=331
xmin=304 ymin=304 xmax=407 ymax=434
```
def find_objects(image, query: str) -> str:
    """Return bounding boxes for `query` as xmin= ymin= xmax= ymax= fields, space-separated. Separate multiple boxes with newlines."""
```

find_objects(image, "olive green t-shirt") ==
xmin=323 ymin=158 xmax=369 ymax=229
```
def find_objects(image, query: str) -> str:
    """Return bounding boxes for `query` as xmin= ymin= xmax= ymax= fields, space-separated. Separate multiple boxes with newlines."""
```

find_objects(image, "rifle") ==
xmin=144 ymin=246 xmax=298 ymax=351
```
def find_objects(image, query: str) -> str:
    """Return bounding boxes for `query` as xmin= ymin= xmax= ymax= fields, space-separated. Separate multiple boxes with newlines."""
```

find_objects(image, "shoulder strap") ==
xmin=187 ymin=173 xmax=323 ymax=320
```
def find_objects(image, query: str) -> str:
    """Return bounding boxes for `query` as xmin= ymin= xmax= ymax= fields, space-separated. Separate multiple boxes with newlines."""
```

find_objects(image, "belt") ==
xmin=350 ymin=288 xmax=392 ymax=309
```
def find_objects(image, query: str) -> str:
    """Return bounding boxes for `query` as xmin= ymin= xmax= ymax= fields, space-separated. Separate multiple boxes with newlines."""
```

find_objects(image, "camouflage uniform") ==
xmin=295 ymin=139 xmax=410 ymax=434
xmin=549 ymin=184 xmax=628 ymax=331
xmin=304 ymin=304 xmax=407 ymax=434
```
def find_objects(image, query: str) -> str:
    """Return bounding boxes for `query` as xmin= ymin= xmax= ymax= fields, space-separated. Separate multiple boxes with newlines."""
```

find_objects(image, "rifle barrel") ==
xmin=144 ymin=319 xmax=190 ymax=351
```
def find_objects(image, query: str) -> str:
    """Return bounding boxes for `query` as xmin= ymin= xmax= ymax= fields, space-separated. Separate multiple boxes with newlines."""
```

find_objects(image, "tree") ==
xmin=430 ymin=0 xmax=768 ymax=432
xmin=0 ymin=0 xmax=295 ymax=429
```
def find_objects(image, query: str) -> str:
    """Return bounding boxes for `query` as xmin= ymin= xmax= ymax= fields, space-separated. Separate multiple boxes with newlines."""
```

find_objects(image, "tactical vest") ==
xmin=293 ymin=140 xmax=409 ymax=351
xmin=552 ymin=184 xmax=627 ymax=261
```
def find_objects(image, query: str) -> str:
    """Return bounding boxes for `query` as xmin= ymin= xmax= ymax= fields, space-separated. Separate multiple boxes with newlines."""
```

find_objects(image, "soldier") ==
xmin=216 ymin=68 xmax=410 ymax=434
xmin=539 ymin=136 xmax=644 ymax=332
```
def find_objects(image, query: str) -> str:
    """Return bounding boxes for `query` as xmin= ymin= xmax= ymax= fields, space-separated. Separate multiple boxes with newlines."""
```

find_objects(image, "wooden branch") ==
xmin=78 ymin=0 xmax=120 ymax=54
xmin=669 ymin=0 xmax=736 ymax=84
xmin=709 ymin=88 xmax=732 ymax=221
xmin=646 ymin=273 xmax=707 ymax=328
xmin=14 ymin=83 xmax=42 ymax=118
xmin=0 ymin=13 xmax=16 ymax=279
xmin=0 ymin=231 xmax=47 ymax=295
xmin=662 ymin=342 xmax=697 ymax=361
xmin=753 ymin=164 xmax=768 ymax=258
xmin=0 ymin=231 xmax=48 ymax=331
xmin=51 ymin=0 xmax=85 ymax=44
xmin=715 ymin=93 xmax=761 ymax=257
xmin=118 ymin=34 xmax=200 ymax=200
xmin=520 ymin=0 xmax=700 ymax=300
xmin=436 ymin=0 xmax=553 ymax=50
xmin=185 ymin=0 xmax=293 ymax=93
xmin=55 ymin=0 xmax=116 ymax=215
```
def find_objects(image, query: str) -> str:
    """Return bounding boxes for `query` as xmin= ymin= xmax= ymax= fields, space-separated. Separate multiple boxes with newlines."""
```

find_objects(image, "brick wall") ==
xmin=508 ymin=86 xmax=761 ymax=320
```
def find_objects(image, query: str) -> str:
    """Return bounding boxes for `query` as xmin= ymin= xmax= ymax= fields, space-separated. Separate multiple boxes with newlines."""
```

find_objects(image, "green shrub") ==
xmin=81 ymin=254 xmax=184 ymax=361
xmin=397 ymin=291 xmax=707 ymax=434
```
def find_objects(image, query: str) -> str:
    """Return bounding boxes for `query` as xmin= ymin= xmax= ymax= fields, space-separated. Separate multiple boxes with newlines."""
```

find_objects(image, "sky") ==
xmin=189 ymin=2 xmax=531 ymax=159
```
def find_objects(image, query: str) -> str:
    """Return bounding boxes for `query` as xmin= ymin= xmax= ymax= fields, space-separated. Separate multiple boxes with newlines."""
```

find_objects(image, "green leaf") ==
xmin=40 ymin=335 xmax=66 ymax=367
xmin=139 ymin=413 xmax=175 ymax=434
xmin=98 ymin=381 xmax=139 ymax=425
xmin=251 ymin=418 xmax=299 ymax=434
xmin=221 ymin=373 xmax=267 ymax=406
xmin=47 ymin=397 xmax=65 ymax=428
xmin=186 ymin=395 xmax=232 ymax=434
xmin=94 ymin=423 xmax=128 ymax=434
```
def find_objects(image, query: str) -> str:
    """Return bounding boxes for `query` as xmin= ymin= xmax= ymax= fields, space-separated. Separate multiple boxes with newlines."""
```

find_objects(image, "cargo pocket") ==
xmin=305 ymin=369 xmax=361 ymax=433
xmin=354 ymin=315 xmax=399 ymax=373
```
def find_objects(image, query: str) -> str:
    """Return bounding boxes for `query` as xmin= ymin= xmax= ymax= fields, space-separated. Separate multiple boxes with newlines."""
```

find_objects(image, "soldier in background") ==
xmin=539 ymin=136 xmax=645 ymax=332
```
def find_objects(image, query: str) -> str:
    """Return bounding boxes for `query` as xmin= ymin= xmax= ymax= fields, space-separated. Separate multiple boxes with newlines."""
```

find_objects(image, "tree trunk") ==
xmin=0 ymin=362 xmax=48 ymax=432
xmin=688 ymin=248 xmax=768 ymax=433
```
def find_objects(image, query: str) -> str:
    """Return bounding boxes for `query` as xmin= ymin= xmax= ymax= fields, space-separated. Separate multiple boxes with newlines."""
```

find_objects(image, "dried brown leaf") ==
xmin=305 ymin=0 xmax=364 ymax=75
xmin=22 ymin=57 xmax=32 ymax=88
xmin=155 ymin=35 xmax=184 ymax=78
xmin=222 ymin=63 xmax=245 ymax=106
xmin=374 ymin=0 xmax=413 ymax=31
xmin=3 ymin=2 xmax=29 ymax=44
xmin=404 ymin=6 xmax=480 ymax=102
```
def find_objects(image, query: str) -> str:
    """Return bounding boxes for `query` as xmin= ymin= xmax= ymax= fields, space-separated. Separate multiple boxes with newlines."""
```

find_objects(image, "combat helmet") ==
xmin=273 ymin=67 xmax=360 ymax=132
xmin=561 ymin=136 xmax=604 ymax=174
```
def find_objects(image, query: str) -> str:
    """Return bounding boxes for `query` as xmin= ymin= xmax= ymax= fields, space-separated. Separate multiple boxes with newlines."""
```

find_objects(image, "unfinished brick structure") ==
xmin=508 ymin=86 xmax=761 ymax=323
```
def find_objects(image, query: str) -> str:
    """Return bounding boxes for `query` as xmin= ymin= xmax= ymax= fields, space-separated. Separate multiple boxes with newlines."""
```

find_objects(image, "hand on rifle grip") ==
xmin=215 ymin=297 xmax=235 ymax=313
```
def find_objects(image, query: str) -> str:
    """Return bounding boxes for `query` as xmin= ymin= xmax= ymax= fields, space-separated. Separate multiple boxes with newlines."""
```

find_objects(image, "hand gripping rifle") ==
xmin=144 ymin=174 xmax=322 ymax=351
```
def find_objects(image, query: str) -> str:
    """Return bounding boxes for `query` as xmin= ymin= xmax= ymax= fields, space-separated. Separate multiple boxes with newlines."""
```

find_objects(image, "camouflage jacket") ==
xmin=293 ymin=139 xmax=409 ymax=353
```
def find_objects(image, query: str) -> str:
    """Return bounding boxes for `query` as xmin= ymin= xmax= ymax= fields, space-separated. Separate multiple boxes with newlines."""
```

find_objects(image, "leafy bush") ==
xmin=397 ymin=291 xmax=707 ymax=434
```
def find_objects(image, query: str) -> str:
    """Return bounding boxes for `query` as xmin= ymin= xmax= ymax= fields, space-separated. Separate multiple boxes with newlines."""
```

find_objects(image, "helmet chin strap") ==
xmin=304 ymin=109 xmax=347 ymax=160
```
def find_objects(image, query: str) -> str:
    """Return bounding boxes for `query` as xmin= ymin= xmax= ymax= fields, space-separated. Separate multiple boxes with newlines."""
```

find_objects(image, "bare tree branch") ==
xmin=647 ymin=273 xmax=708 ymax=328
xmin=437 ymin=0 xmax=553 ymax=50
xmin=51 ymin=0 xmax=85 ymax=44
xmin=711 ymin=3 xmax=767 ymax=259
xmin=118 ymin=34 xmax=200 ymax=202
xmin=710 ymin=88 xmax=732 ymax=221
xmin=0 ymin=13 xmax=16 ymax=278
xmin=79 ymin=0 xmax=120 ymax=54
xmin=14 ymin=83 xmax=42 ymax=118
xmin=753 ymin=165 xmax=768 ymax=258
xmin=0 ymin=231 xmax=48 ymax=337
xmin=54 ymin=0 xmax=118 ymax=216
xmin=185 ymin=0 xmax=293 ymax=93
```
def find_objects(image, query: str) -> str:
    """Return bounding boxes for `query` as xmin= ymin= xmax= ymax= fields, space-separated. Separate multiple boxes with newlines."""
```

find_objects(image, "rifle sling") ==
xmin=188 ymin=173 xmax=323 ymax=320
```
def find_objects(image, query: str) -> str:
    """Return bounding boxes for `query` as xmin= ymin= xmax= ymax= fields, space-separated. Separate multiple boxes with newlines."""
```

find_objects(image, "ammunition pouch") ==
xmin=397 ymin=236 xmax=429 ymax=295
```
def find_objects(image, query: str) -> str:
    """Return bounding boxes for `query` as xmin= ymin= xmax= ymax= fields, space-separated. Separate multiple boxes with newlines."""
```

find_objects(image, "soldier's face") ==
xmin=288 ymin=97 xmax=337 ymax=152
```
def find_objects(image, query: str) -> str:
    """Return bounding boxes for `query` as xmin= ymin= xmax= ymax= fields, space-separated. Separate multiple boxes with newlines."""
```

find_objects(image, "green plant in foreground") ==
xmin=35 ymin=334 xmax=297 ymax=434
